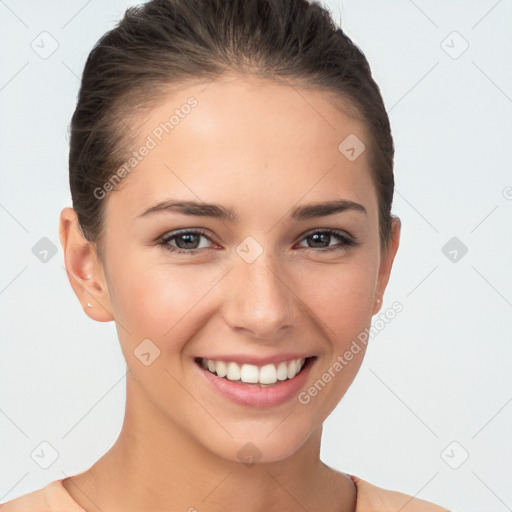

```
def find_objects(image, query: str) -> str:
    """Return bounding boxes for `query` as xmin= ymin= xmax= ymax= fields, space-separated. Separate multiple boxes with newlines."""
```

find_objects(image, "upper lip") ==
xmin=195 ymin=353 xmax=315 ymax=366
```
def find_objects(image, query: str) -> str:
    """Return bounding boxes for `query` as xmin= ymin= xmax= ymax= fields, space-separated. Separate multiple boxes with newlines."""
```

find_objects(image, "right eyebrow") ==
xmin=136 ymin=199 xmax=238 ymax=222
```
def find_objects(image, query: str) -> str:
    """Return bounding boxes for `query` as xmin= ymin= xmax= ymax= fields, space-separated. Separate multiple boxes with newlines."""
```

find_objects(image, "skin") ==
xmin=59 ymin=73 xmax=401 ymax=512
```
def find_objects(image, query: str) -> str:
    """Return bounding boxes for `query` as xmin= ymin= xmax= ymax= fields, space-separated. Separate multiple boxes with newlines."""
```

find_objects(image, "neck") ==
xmin=63 ymin=372 xmax=356 ymax=512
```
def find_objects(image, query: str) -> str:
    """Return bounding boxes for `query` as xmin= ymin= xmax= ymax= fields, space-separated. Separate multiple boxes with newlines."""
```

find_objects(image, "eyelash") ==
xmin=158 ymin=228 xmax=357 ymax=255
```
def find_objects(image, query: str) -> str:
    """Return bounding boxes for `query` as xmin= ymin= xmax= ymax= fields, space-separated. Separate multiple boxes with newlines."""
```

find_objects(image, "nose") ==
xmin=222 ymin=252 xmax=302 ymax=340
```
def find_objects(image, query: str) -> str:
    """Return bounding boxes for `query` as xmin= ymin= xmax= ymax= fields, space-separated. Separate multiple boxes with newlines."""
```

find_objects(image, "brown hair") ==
xmin=69 ymin=0 xmax=395 ymax=257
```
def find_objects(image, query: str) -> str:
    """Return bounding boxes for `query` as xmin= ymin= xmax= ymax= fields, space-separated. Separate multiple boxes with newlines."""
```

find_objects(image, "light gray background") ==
xmin=1 ymin=1 xmax=511 ymax=510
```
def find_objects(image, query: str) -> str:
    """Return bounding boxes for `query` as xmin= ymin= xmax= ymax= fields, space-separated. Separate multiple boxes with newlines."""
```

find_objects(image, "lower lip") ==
xmin=196 ymin=357 xmax=316 ymax=408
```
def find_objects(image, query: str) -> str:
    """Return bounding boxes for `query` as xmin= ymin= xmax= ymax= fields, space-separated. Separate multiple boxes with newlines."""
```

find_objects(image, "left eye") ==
xmin=297 ymin=229 xmax=355 ymax=251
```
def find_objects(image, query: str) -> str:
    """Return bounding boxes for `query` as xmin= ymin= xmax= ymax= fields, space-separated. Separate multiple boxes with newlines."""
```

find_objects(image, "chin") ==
xmin=198 ymin=421 xmax=317 ymax=467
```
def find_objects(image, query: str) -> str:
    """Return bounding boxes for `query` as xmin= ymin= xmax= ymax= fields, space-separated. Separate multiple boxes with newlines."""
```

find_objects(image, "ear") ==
xmin=59 ymin=207 xmax=114 ymax=322
xmin=372 ymin=216 xmax=401 ymax=315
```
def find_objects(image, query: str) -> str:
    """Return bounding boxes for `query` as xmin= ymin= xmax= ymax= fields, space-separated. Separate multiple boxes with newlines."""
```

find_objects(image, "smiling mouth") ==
xmin=194 ymin=356 xmax=316 ymax=387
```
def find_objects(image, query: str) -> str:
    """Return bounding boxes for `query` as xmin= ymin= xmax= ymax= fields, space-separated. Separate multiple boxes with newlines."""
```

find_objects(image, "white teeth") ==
xmin=276 ymin=361 xmax=288 ymax=380
xmin=240 ymin=363 xmax=259 ymax=383
xmin=287 ymin=359 xmax=297 ymax=379
xmin=215 ymin=360 xmax=227 ymax=378
xmin=259 ymin=363 xmax=277 ymax=384
xmin=226 ymin=361 xmax=241 ymax=381
xmin=200 ymin=357 xmax=307 ymax=385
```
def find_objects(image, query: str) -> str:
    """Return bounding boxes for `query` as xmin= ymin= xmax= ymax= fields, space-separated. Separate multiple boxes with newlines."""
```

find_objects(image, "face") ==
xmin=61 ymin=73 xmax=400 ymax=464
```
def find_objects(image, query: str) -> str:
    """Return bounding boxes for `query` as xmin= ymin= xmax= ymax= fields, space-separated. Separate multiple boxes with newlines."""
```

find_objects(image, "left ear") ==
xmin=372 ymin=216 xmax=401 ymax=315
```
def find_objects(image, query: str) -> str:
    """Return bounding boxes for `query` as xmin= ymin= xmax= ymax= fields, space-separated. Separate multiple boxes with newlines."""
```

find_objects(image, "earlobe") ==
xmin=373 ymin=296 xmax=382 ymax=315
xmin=59 ymin=207 xmax=114 ymax=322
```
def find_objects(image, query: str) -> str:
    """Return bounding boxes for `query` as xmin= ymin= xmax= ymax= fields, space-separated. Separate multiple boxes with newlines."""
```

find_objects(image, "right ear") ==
xmin=58 ymin=207 xmax=114 ymax=322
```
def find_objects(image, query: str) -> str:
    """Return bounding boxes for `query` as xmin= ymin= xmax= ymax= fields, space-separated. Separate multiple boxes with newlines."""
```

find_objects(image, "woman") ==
xmin=1 ymin=0 xmax=453 ymax=510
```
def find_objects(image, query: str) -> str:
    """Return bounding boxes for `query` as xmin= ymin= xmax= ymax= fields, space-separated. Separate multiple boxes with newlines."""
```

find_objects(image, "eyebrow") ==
xmin=137 ymin=198 xmax=367 ymax=222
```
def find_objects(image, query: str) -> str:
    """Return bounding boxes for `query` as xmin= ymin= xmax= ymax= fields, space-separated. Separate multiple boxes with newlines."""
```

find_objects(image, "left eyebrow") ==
xmin=291 ymin=199 xmax=367 ymax=220
xmin=136 ymin=198 xmax=367 ymax=222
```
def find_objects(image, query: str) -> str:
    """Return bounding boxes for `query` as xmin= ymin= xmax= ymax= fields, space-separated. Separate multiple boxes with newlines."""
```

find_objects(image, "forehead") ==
xmin=105 ymin=73 xmax=377 ymax=221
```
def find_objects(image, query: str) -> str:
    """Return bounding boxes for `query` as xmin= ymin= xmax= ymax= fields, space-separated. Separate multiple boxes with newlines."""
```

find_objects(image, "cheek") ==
xmin=298 ymin=254 xmax=378 ymax=340
xmin=105 ymin=247 xmax=227 ymax=341
xmin=292 ymin=260 xmax=376 ymax=416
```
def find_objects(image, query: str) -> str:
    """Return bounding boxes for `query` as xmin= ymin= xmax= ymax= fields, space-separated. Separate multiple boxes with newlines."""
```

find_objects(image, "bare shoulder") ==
xmin=0 ymin=479 xmax=84 ymax=512
xmin=0 ymin=485 xmax=49 ymax=512
xmin=351 ymin=475 xmax=452 ymax=512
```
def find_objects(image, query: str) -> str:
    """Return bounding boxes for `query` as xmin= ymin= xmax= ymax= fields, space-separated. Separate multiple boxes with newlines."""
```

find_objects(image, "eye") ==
xmin=158 ymin=228 xmax=357 ymax=256
xmin=159 ymin=229 xmax=216 ymax=254
xmin=296 ymin=229 xmax=357 ymax=253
